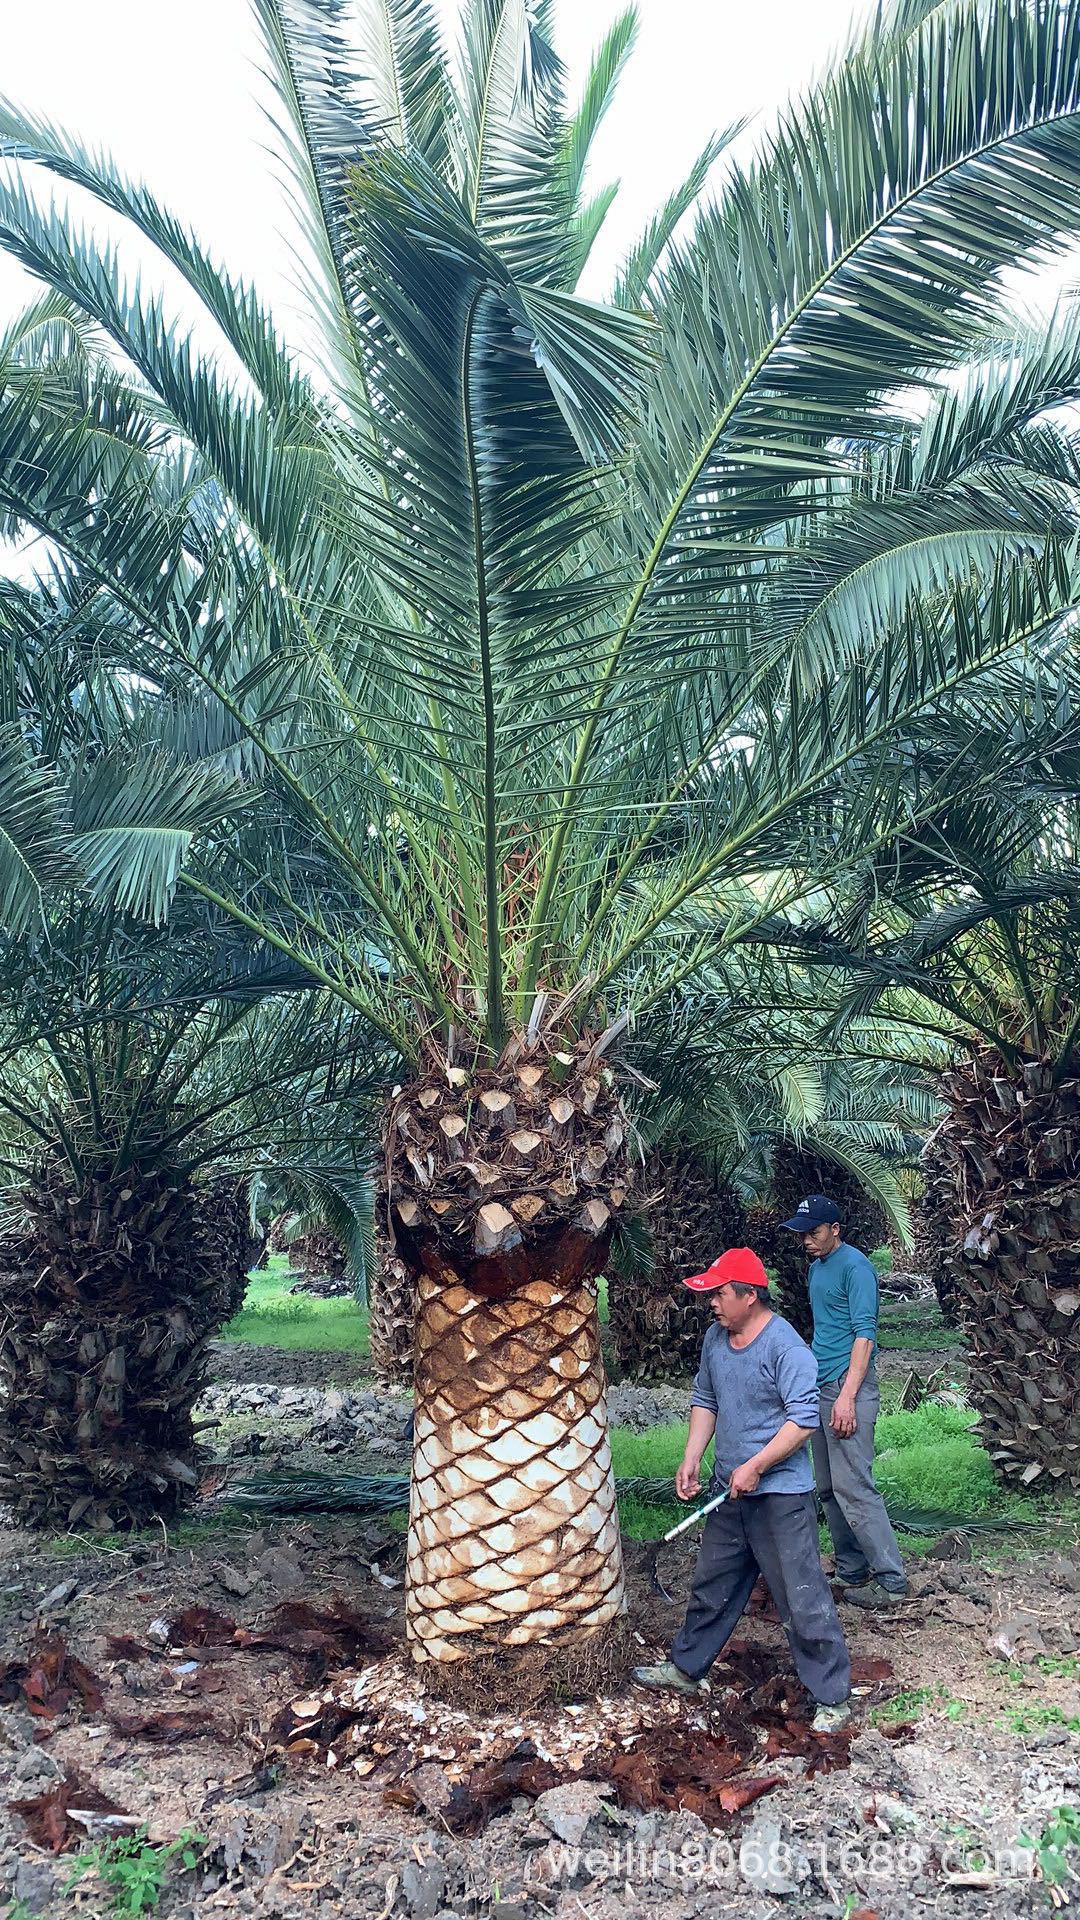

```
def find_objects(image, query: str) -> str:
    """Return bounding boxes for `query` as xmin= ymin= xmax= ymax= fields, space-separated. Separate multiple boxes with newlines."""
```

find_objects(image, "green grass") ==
xmin=877 ymin=1292 xmax=966 ymax=1352
xmin=610 ymin=1423 xmax=700 ymax=1480
xmin=873 ymin=1402 xmax=1038 ymax=1517
xmin=220 ymin=1258 xmax=369 ymax=1354
xmin=610 ymin=1424 xmax=700 ymax=1538
xmin=48 ymin=1510 xmax=268 ymax=1559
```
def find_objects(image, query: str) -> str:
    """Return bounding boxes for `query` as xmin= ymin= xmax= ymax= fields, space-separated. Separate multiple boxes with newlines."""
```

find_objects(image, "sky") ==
xmin=0 ymin=0 xmax=882 ymax=355
xmin=0 ymin=0 xmax=1070 ymax=377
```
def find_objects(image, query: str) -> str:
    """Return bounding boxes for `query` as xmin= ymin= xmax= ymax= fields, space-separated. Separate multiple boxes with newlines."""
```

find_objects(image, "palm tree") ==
xmin=0 ymin=562 xmax=387 ymax=1529
xmin=2 ymin=0 xmax=1080 ymax=1662
xmin=747 ymin=1057 xmax=928 ymax=1340
xmin=610 ymin=985 xmax=925 ymax=1364
xmin=809 ymin=808 xmax=1080 ymax=1487
xmin=0 ymin=907 xmax=386 ymax=1528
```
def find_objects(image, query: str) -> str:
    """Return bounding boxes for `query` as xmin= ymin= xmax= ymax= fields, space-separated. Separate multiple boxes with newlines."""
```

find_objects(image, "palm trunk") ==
xmin=386 ymin=1034 xmax=631 ymax=1663
xmin=288 ymin=1226 xmax=351 ymax=1297
xmin=609 ymin=1148 xmax=745 ymax=1380
xmin=914 ymin=1144 xmax=960 ymax=1328
xmin=921 ymin=1050 xmax=1080 ymax=1487
xmin=407 ymin=1229 xmax=623 ymax=1662
xmin=753 ymin=1150 xmax=887 ymax=1341
xmin=0 ymin=1160 xmax=251 ymax=1531
xmin=368 ymin=1221 xmax=415 ymax=1387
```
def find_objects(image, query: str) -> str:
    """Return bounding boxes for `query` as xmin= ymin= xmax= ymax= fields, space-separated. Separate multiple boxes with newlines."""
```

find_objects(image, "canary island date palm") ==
xmin=5 ymin=0 xmax=1080 ymax=1657
xmin=811 ymin=805 xmax=1080 ymax=1486
xmin=0 ymin=903 xmax=386 ymax=1527
xmin=610 ymin=981 xmax=926 ymax=1366
xmin=0 ymin=569 xmax=387 ymax=1529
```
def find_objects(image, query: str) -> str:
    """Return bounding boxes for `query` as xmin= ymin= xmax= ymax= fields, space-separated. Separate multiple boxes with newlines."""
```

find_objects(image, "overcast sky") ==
xmin=0 ymin=1 xmax=1069 ymax=367
xmin=0 ymin=0 xmax=880 ymax=352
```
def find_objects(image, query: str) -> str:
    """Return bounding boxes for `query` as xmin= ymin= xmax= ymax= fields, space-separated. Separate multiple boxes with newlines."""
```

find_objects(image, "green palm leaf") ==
xmin=0 ymin=731 xmax=75 ymax=933
xmin=70 ymin=753 xmax=258 ymax=925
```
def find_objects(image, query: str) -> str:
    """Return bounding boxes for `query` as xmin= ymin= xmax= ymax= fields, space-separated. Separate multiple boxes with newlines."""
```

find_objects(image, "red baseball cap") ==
xmin=684 ymin=1247 xmax=770 ymax=1292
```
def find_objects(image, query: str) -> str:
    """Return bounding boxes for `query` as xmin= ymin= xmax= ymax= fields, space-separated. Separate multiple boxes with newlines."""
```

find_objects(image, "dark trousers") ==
xmin=812 ymin=1377 xmax=907 ymax=1593
xmin=669 ymin=1491 xmax=851 ymax=1705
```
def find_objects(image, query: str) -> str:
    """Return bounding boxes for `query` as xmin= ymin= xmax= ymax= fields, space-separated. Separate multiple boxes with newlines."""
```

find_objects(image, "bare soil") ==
xmin=208 ymin=1345 xmax=372 ymax=1391
xmin=0 ymin=1505 xmax=1076 ymax=1919
xmin=0 ymin=1328 xmax=1074 ymax=1920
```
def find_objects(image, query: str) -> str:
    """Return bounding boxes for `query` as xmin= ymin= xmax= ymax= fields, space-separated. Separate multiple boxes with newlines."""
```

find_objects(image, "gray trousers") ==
xmin=670 ymin=1491 xmax=851 ymax=1705
xmin=813 ymin=1375 xmax=906 ymax=1592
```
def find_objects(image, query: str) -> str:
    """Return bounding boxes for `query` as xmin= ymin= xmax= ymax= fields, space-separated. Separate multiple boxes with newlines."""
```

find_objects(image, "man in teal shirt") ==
xmin=781 ymin=1194 xmax=908 ymax=1609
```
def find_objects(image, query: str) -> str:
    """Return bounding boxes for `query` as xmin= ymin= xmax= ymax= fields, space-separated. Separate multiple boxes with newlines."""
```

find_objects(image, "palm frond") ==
xmin=0 ymin=730 xmax=75 ymax=933
xmin=357 ymin=0 xmax=453 ymax=170
xmin=561 ymin=7 xmax=637 ymax=206
xmin=69 ymin=752 xmax=257 ymax=925
xmin=614 ymin=128 xmax=739 ymax=308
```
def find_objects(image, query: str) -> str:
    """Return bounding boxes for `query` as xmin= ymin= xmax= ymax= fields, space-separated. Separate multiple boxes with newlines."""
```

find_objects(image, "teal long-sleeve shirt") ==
xmin=808 ymin=1242 xmax=879 ymax=1384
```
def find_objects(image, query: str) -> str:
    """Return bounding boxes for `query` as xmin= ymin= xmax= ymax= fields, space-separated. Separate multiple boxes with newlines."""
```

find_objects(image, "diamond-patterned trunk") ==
xmin=386 ymin=1034 xmax=630 ymax=1663
xmin=407 ymin=1230 xmax=622 ymax=1662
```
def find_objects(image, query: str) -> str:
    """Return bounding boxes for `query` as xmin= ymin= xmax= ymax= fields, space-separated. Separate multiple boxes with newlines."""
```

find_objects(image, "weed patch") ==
xmin=870 ymin=1683 xmax=966 ymax=1724
xmin=65 ymin=1827 xmax=203 ymax=1914
xmin=220 ymin=1260 xmax=369 ymax=1354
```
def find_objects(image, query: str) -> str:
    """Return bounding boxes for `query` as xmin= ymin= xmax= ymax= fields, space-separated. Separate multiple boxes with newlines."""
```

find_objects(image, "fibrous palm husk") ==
xmin=751 ymin=1149 xmax=888 ymax=1341
xmin=914 ymin=1144 xmax=960 ymax=1328
xmin=921 ymin=1048 xmax=1080 ymax=1488
xmin=287 ymin=1227 xmax=351 ymax=1297
xmin=368 ymin=1218 xmax=415 ymax=1387
xmin=385 ymin=1032 xmax=631 ymax=1663
xmin=0 ymin=1161 xmax=253 ymax=1531
xmin=608 ymin=1149 xmax=746 ymax=1381
xmin=199 ymin=1175 xmax=259 ymax=1327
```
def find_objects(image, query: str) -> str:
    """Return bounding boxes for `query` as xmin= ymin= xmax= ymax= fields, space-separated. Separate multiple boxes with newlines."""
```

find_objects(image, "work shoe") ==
xmin=632 ymin=1660 xmax=706 ymax=1696
xmin=812 ymin=1698 xmax=853 ymax=1734
xmin=842 ymin=1579 xmax=909 ymax=1610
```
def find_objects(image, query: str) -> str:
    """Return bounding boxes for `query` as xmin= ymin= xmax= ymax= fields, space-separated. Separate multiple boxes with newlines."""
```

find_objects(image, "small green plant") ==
xmin=7 ymin=1899 xmax=35 ymax=1920
xmin=1004 ymin=1657 xmax=1080 ymax=1684
xmin=1002 ymin=1702 xmax=1080 ymax=1737
xmin=1034 ymin=1655 xmax=1079 ymax=1680
xmin=65 ymin=1827 xmax=203 ymax=1915
xmin=870 ymin=1682 xmax=967 ymax=1724
xmin=870 ymin=1684 xmax=938 ymax=1723
xmin=1018 ymin=1804 xmax=1080 ymax=1904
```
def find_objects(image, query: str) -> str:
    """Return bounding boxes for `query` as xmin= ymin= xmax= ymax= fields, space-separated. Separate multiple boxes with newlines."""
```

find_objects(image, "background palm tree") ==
xmin=806 ymin=805 xmax=1080 ymax=1487
xmin=1 ymin=0 xmax=1080 ymax=1664
xmin=0 ymin=564 xmax=386 ymax=1528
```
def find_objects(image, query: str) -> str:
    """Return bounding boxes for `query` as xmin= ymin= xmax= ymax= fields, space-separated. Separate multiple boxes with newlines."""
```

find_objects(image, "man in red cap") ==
xmin=632 ymin=1247 xmax=852 ymax=1731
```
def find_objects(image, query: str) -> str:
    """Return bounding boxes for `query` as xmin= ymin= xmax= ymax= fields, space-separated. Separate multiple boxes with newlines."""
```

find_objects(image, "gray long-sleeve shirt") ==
xmin=691 ymin=1312 xmax=820 ymax=1495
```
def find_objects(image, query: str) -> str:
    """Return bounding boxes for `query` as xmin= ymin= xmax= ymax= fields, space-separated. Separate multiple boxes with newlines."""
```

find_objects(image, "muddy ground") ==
xmin=0 ymin=1335 xmax=1075 ymax=1920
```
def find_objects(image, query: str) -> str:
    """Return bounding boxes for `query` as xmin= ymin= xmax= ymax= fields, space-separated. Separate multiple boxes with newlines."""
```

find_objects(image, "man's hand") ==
xmin=675 ymin=1456 xmax=702 ymax=1502
xmin=830 ymin=1391 xmax=857 ymax=1438
xmin=729 ymin=1459 xmax=761 ymax=1500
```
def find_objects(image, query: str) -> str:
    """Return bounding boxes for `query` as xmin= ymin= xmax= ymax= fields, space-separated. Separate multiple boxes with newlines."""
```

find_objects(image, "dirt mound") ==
xmin=207 ymin=1341 xmax=371 ymax=1389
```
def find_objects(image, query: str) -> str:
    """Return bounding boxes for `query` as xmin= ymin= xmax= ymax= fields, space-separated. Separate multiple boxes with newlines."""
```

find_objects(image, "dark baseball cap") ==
xmin=779 ymin=1194 xmax=840 ymax=1232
